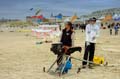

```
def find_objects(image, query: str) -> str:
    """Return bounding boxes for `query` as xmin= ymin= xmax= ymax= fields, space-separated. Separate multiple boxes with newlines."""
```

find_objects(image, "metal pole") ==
xmin=65 ymin=55 xmax=102 ymax=66
xmin=47 ymin=55 xmax=62 ymax=72
xmin=60 ymin=55 xmax=70 ymax=75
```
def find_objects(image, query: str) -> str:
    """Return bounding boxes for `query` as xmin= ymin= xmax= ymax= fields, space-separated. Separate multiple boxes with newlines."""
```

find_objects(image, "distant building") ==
xmin=26 ymin=15 xmax=45 ymax=24
xmin=80 ymin=8 xmax=120 ymax=19
xmin=49 ymin=15 xmax=71 ymax=23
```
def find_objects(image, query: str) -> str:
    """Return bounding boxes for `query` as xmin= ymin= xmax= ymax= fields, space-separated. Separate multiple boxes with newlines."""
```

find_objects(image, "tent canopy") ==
xmin=38 ymin=25 xmax=59 ymax=28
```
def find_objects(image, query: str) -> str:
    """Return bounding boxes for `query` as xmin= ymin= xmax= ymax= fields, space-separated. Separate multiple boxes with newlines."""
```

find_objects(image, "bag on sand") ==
xmin=59 ymin=60 xmax=72 ymax=73
xmin=93 ymin=56 xmax=104 ymax=64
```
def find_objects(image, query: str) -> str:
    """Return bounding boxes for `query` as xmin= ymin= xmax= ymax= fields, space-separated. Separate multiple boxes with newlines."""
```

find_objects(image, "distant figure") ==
xmin=109 ymin=23 xmax=114 ymax=35
xmin=107 ymin=24 xmax=110 ymax=29
xmin=101 ymin=23 xmax=104 ymax=28
xmin=114 ymin=23 xmax=119 ymax=35
xmin=59 ymin=24 xmax=62 ymax=31
xmin=110 ymin=25 xmax=112 ymax=35
xmin=78 ymin=24 xmax=81 ymax=30
xmin=81 ymin=24 xmax=86 ymax=32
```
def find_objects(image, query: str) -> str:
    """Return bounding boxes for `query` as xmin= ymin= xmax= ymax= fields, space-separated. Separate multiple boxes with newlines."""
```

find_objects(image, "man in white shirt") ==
xmin=82 ymin=17 xmax=100 ymax=68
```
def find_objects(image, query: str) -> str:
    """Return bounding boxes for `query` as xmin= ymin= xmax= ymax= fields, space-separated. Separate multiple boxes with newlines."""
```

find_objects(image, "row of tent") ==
xmin=52 ymin=13 xmax=120 ymax=22
xmin=30 ymin=13 xmax=78 ymax=23
xmin=112 ymin=14 xmax=120 ymax=21
xmin=29 ymin=8 xmax=78 ymax=23
xmin=99 ymin=14 xmax=120 ymax=22
xmin=30 ymin=14 xmax=120 ymax=24
xmin=29 ymin=8 xmax=120 ymax=22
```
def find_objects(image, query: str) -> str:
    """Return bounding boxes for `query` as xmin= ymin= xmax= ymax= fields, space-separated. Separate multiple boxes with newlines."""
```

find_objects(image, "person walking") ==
xmin=82 ymin=17 xmax=100 ymax=69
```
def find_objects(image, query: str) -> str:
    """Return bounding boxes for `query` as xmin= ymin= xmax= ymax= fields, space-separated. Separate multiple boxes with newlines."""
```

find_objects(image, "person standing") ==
xmin=57 ymin=22 xmax=74 ymax=65
xmin=60 ymin=22 xmax=74 ymax=51
xmin=82 ymin=17 xmax=100 ymax=69
xmin=114 ymin=23 xmax=119 ymax=35
xmin=110 ymin=25 xmax=112 ymax=35
xmin=109 ymin=23 xmax=115 ymax=35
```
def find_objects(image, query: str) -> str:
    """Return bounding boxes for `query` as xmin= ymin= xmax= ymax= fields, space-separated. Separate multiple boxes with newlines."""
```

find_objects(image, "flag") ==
xmin=30 ymin=8 xmax=33 ymax=11
xmin=105 ymin=14 xmax=112 ymax=21
xmin=71 ymin=15 xmax=78 ymax=22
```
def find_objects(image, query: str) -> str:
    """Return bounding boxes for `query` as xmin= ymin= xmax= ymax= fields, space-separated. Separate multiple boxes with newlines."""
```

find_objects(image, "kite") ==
xmin=35 ymin=9 xmax=41 ymax=15
xmin=29 ymin=8 xmax=41 ymax=16
xmin=30 ymin=8 xmax=33 ymax=11
xmin=71 ymin=14 xmax=78 ymax=22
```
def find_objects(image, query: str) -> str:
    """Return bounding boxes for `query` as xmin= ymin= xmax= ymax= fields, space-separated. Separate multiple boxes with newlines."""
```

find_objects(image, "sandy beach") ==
xmin=0 ymin=29 xmax=120 ymax=79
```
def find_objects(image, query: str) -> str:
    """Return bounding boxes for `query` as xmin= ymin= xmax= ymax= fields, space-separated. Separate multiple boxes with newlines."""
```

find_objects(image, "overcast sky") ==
xmin=0 ymin=0 xmax=120 ymax=19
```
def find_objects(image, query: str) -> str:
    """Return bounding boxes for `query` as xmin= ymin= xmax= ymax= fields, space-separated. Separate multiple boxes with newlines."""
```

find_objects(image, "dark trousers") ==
xmin=115 ymin=30 xmax=118 ymax=35
xmin=57 ymin=48 xmax=71 ymax=66
xmin=57 ymin=47 xmax=82 ymax=65
xmin=57 ymin=54 xmax=71 ymax=66
xmin=110 ymin=29 xmax=112 ymax=35
xmin=82 ymin=42 xmax=95 ymax=65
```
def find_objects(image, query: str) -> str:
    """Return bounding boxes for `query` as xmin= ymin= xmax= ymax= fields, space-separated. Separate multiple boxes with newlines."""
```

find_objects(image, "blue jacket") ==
xmin=114 ymin=26 xmax=119 ymax=31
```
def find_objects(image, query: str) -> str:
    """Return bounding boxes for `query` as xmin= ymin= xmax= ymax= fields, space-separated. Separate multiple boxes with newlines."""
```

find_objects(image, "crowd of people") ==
xmin=70 ymin=21 xmax=120 ymax=36
xmin=108 ymin=23 xmax=120 ymax=35
xmin=72 ymin=23 xmax=86 ymax=32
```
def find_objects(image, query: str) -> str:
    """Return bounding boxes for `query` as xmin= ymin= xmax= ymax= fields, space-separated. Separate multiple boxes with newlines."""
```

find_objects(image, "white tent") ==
xmin=112 ymin=14 xmax=119 ymax=19
xmin=38 ymin=25 xmax=59 ymax=28
xmin=64 ymin=17 xmax=71 ymax=22
xmin=32 ymin=24 xmax=61 ymax=39
xmin=99 ymin=16 xmax=105 ymax=19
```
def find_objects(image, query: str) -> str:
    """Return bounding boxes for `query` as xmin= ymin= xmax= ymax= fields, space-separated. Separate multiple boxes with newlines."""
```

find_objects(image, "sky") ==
xmin=0 ymin=0 xmax=120 ymax=19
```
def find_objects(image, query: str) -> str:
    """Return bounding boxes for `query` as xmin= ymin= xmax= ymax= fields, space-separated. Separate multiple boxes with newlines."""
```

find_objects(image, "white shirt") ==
xmin=85 ymin=24 xmax=100 ymax=43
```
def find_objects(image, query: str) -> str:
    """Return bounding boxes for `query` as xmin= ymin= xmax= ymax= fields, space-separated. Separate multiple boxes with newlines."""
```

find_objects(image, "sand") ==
xmin=0 ymin=29 xmax=120 ymax=79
